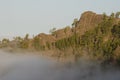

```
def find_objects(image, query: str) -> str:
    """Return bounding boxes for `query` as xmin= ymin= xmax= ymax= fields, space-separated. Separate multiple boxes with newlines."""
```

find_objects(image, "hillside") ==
xmin=0 ymin=11 xmax=120 ymax=64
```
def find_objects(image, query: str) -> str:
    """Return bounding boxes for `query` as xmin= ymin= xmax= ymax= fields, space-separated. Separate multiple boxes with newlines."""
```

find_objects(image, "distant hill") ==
xmin=0 ymin=11 xmax=120 ymax=64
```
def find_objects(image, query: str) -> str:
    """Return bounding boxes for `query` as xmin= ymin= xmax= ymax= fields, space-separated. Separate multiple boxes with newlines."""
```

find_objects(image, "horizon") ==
xmin=0 ymin=0 xmax=120 ymax=40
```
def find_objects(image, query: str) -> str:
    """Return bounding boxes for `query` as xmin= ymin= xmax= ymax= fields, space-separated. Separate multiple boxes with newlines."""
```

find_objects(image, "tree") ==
xmin=110 ymin=13 xmax=115 ymax=19
xmin=72 ymin=18 xmax=78 ymax=27
xmin=13 ymin=36 xmax=23 ymax=42
xmin=49 ymin=27 xmax=56 ymax=35
xmin=111 ymin=25 xmax=120 ymax=37
xmin=24 ymin=34 xmax=29 ymax=40
xmin=103 ymin=12 xmax=107 ymax=21
xmin=2 ymin=38 xmax=9 ymax=44
xmin=115 ymin=12 xmax=120 ymax=18
xmin=20 ymin=34 xmax=29 ymax=49
xmin=1 ymin=38 xmax=10 ymax=47
xmin=33 ymin=36 xmax=42 ymax=50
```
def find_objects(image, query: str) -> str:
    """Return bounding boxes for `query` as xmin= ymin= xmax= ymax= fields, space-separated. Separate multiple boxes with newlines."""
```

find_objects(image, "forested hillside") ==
xmin=0 ymin=11 xmax=120 ymax=64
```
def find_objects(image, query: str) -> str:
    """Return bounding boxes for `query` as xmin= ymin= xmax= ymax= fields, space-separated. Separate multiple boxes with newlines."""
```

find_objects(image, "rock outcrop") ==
xmin=75 ymin=11 xmax=103 ymax=35
xmin=37 ymin=33 xmax=56 ymax=45
xmin=36 ymin=11 xmax=104 ymax=43
xmin=35 ymin=11 xmax=120 ymax=48
xmin=54 ymin=26 xmax=73 ymax=40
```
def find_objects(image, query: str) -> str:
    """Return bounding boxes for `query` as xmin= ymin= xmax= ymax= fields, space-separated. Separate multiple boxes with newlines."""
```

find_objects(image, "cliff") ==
xmin=36 ymin=11 xmax=104 ymax=46
xmin=1 ymin=11 xmax=120 ymax=64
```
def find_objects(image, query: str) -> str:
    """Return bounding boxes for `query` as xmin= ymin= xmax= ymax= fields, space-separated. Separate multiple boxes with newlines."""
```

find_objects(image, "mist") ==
xmin=0 ymin=50 xmax=120 ymax=80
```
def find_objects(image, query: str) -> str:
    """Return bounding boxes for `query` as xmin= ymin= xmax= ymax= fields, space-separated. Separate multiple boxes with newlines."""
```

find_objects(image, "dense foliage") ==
xmin=54 ymin=13 xmax=120 ymax=63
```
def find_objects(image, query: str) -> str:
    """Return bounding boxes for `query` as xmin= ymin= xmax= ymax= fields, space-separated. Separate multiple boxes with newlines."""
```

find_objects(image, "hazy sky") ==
xmin=0 ymin=0 xmax=120 ymax=39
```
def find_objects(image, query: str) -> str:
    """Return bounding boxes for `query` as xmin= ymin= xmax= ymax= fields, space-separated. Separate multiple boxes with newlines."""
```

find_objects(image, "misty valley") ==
xmin=0 ymin=11 xmax=120 ymax=80
xmin=0 ymin=0 xmax=120 ymax=79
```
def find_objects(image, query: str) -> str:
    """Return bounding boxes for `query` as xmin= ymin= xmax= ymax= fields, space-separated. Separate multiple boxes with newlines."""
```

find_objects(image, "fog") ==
xmin=0 ymin=50 xmax=120 ymax=80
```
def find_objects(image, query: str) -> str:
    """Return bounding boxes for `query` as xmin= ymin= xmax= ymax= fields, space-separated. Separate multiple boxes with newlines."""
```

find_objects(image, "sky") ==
xmin=0 ymin=0 xmax=120 ymax=40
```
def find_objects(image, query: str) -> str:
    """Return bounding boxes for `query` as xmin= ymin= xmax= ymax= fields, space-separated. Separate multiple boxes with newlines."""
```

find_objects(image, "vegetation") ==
xmin=115 ymin=12 xmax=120 ymax=18
xmin=0 ymin=11 xmax=120 ymax=65
xmin=53 ymin=12 xmax=120 ymax=64
xmin=72 ymin=18 xmax=78 ymax=27
xmin=49 ymin=27 xmax=56 ymax=35
xmin=0 ymin=38 xmax=10 ymax=47
xmin=32 ymin=36 xmax=45 ymax=50
xmin=19 ymin=34 xmax=29 ymax=49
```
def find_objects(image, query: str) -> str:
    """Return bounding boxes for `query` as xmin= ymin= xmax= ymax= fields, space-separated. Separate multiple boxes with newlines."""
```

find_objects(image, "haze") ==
xmin=0 ymin=0 xmax=120 ymax=39
xmin=0 ymin=50 xmax=120 ymax=80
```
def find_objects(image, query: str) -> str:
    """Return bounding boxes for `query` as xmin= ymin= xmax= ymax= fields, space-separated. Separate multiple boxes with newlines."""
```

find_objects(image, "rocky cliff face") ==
xmin=37 ymin=33 xmax=56 ymax=45
xmin=75 ymin=11 xmax=103 ymax=35
xmin=54 ymin=27 xmax=73 ymax=40
xmin=36 ymin=11 xmax=104 ymax=45
xmin=34 ymin=11 xmax=120 ymax=51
